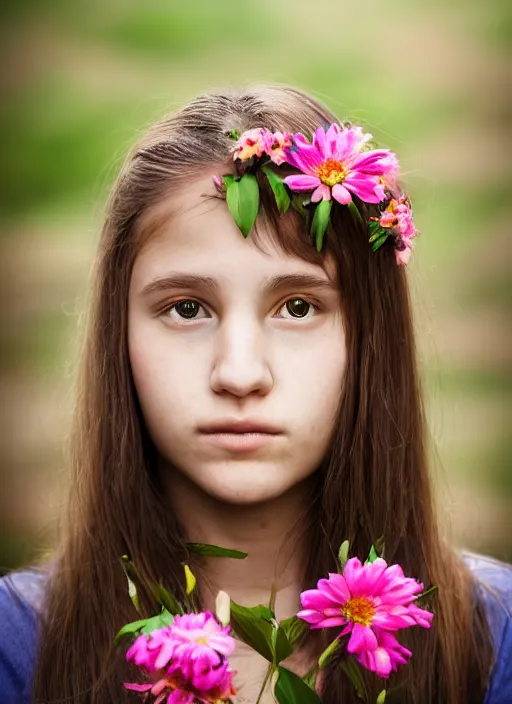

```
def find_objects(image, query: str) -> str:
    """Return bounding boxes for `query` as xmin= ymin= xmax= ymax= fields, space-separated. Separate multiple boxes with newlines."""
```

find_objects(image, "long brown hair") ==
xmin=34 ymin=84 xmax=493 ymax=703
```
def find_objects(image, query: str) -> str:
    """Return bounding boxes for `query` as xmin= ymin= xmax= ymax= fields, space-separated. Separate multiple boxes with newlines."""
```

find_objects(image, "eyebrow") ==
xmin=140 ymin=273 xmax=336 ymax=297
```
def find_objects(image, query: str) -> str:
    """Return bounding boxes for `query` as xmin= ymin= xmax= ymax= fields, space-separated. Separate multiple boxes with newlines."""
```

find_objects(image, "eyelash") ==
xmin=159 ymin=296 xmax=321 ymax=323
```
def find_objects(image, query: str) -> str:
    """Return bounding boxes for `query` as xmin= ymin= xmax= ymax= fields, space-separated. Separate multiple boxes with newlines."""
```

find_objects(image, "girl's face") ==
xmin=128 ymin=174 xmax=347 ymax=504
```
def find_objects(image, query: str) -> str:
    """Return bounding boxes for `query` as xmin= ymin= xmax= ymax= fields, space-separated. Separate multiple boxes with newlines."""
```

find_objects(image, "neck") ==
xmin=160 ymin=466 xmax=315 ymax=619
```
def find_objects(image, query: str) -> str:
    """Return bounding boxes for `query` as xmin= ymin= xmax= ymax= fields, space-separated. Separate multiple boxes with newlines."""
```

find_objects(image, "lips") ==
xmin=198 ymin=420 xmax=283 ymax=453
xmin=198 ymin=419 xmax=283 ymax=435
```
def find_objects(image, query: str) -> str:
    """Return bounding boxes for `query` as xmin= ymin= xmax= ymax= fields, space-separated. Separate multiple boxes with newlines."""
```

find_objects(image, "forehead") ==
xmin=132 ymin=172 xmax=336 ymax=284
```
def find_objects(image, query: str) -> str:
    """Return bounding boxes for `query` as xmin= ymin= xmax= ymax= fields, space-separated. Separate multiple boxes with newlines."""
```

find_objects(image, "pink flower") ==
xmin=126 ymin=632 xmax=162 ymax=671
xmin=395 ymin=244 xmax=413 ymax=266
xmin=378 ymin=195 xmax=417 ymax=266
xmin=166 ymin=612 xmax=235 ymax=692
xmin=283 ymin=124 xmax=398 ymax=206
xmin=379 ymin=195 xmax=416 ymax=239
xmin=125 ymin=612 xmax=236 ymax=703
xmin=232 ymin=128 xmax=267 ymax=162
xmin=262 ymin=130 xmax=292 ymax=165
xmin=298 ymin=557 xmax=433 ymax=678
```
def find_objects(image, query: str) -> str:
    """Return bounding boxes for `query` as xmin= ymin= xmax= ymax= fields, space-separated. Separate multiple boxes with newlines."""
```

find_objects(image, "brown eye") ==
xmin=285 ymin=298 xmax=311 ymax=318
xmin=173 ymin=300 xmax=200 ymax=319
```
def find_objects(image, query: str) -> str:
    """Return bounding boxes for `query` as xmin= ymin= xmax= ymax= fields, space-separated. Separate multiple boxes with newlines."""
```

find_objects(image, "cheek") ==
xmin=285 ymin=327 xmax=346 ymax=412
xmin=280 ymin=325 xmax=347 ymax=460
xmin=128 ymin=327 xmax=204 ymax=437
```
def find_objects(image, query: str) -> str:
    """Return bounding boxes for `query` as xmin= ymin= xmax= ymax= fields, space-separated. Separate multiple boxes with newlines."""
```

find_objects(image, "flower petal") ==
xmin=320 ymin=573 xmax=351 ymax=603
xmin=283 ymin=174 xmax=321 ymax=192
xmin=331 ymin=183 xmax=352 ymax=204
xmin=359 ymin=645 xmax=393 ymax=678
xmin=313 ymin=126 xmax=328 ymax=156
xmin=124 ymin=683 xmax=153 ymax=692
xmin=347 ymin=623 xmax=378 ymax=654
xmin=311 ymin=184 xmax=331 ymax=202
xmin=343 ymin=174 xmax=385 ymax=203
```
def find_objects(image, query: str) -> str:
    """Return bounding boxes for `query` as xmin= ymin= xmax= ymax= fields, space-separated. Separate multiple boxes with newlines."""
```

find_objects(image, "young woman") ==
xmin=0 ymin=84 xmax=510 ymax=704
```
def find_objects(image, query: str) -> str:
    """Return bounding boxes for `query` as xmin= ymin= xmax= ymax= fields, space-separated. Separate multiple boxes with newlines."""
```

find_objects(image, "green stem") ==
xmin=255 ymin=664 xmax=274 ymax=704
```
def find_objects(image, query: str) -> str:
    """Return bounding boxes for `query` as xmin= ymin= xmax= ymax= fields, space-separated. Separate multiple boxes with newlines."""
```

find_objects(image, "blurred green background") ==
xmin=0 ymin=0 xmax=510 ymax=573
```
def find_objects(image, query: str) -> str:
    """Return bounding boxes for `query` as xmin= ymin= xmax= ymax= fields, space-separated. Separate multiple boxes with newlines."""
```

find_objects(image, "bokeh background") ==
xmin=0 ymin=0 xmax=510 ymax=574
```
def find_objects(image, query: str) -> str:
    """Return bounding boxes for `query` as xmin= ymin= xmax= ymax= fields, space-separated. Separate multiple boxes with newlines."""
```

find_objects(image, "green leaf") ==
xmin=366 ymin=545 xmax=378 ymax=564
xmin=141 ymin=610 xmax=174 ymax=635
xmin=377 ymin=690 xmax=387 ymax=704
xmin=290 ymin=193 xmax=308 ymax=216
xmin=186 ymin=542 xmax=247 ymax=560
xmin=368 ymin=227 xmax=387 ymax=243
xmin=114 ymin=617 xmax=148 ymax=644
xmin=279 ymin=615 xmax=307 ymax=648
xmin=222 ymin=174 xmax=236 ymax=188
xmin=274 ymin=666 xmax=323 ymax=704
xmin=340 ymin=659 xmax=368 ymax=701
xmin=226 ymin=129 xmax=240 ymax=140
xmin=229 ymin=601 xmax=275 ymax=662
xmin=273 ymin=626 xmax=293 ymax=664
xmin=225 ymin=173 xmax=260 ymax=237
xmin=338 ymin=540 xmax=350 ymax=570
xmin=347 ymin=200 xmax=364 ymax=224
xmin=318 ymin=637 xmax=341 ymax=669
xmin=311 ymin=199 xmax=332 ymax=251
xmin=374 ymin=536 xmax=385 ymax=558
xmin=371 ymin=234 xmax=389 ymax=252
xmin=303 ymin=666 xmax=319 ymax=690
xmin=262 ymin=165 xmax=291 ymax=213
xmin=120 ymin=555 xmax=141 ymax=614
xmin=183 ymin=564 xmax=196 ymax=595
xmin=153 ymin=583 xmax=183 ymax=615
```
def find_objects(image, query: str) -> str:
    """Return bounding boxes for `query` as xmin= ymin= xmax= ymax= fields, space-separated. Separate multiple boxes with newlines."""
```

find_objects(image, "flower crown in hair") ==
xmin=214 ymin=124 xmax=418 ymax=265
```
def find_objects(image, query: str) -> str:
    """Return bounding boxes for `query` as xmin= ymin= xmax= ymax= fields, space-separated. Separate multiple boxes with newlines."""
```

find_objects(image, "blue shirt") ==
xmin=0 ymin=553 xmax=511 ymax=702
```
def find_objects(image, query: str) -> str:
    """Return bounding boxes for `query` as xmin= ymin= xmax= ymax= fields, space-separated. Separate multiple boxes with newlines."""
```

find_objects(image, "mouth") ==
xmin=198 ymin=419 xmax=283 ymax=452
xmin=198 ymin=418 xmax=283 ymax=435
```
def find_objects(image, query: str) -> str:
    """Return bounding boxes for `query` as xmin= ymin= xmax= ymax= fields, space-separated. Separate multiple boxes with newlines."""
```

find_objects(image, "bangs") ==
xmin=251 ymin=168 xmax=329 ymax=268
xmin=251 ymin=167 xmax=386 ymax=280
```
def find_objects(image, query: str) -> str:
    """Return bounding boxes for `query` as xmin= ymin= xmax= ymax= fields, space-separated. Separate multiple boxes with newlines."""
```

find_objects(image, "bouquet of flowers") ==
xmin=115 ymin=541 xmax=434 ymax=704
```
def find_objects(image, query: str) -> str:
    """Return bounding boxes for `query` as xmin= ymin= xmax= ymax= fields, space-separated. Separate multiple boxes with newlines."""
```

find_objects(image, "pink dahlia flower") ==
xmin=125 ymin=612 xmax=236 ymax=703
xmin=283 ymin=124 xmax=398 ymax=206
xmin=126 ymin=632 xmax=162 ymax=672
xmin=232 ymin=127 xmax=267 ymax=162
xmin=378 ymin=195 xmax=415 ymax=239
xmin=262 ymin=130 xmax=293 ymax=165
xmin=298 ymin=557 xmax=433 ymax=678
xmin=166 ymin=612 xmax=235 ymax=692
xmin=378 ymin=195 xmax=417 ymax=266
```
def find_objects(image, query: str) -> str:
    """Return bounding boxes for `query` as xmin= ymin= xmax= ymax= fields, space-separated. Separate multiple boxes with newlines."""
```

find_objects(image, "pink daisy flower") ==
xmin=298 ymin=557 xmax=433 ymax=678
xmin=378 ymin=195 xmax=417 ymax=266
xmin=232 ymin=127 xmax=267 ymax=162
xmin=262 ymin=130 xmax=293 ymax=165
xmin=125 ymin=612 xmax=236 ymax=703
xmin=283 ymin=124 xmax=398 ymax=206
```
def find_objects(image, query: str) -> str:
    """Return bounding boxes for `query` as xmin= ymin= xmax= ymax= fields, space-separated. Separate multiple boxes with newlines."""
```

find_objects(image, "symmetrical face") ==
xmin=128 ymin=173 xmax=347 ymax=505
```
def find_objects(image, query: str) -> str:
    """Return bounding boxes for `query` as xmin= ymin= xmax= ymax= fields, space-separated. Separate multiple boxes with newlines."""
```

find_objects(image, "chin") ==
xmin=200 ymin=464 xmax=316 ymax=506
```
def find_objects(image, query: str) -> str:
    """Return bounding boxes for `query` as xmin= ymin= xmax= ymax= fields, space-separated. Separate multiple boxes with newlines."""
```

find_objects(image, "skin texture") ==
xmin=128 ymin=173 xmax=346 ymax=701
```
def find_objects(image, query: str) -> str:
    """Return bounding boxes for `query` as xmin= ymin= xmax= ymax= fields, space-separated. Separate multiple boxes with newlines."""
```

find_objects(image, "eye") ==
xmin=165 ymin=299 xmax=209 ymax=321
xmin=278 ymin=298 xmax=316 ymax=319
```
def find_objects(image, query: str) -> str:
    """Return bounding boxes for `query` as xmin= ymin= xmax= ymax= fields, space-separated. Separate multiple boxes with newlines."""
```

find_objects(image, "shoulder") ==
xmin=461 ymin=552 xmax=512 ymax=704
xmin=0 ymin=568 xmax=47 ymax=704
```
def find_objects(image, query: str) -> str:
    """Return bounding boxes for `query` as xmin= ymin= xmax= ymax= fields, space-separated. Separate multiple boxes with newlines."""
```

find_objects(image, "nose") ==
xmin=210 ymin=316 xmax=273 ymax=398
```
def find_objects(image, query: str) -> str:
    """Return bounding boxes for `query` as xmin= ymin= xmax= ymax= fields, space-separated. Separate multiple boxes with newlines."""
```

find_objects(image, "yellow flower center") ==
xmin=342 ymin=596 xmax=375 ymax=626
xmin=196 ymin=636 xmax=208 ymax=645
xmin=316 ymin=159 xmax=347 ymax=187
